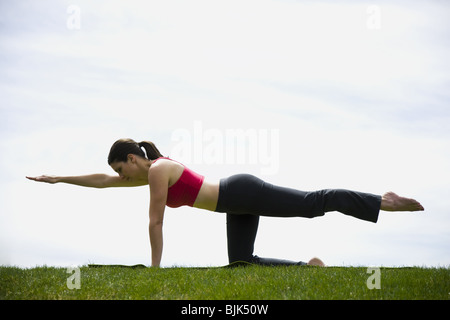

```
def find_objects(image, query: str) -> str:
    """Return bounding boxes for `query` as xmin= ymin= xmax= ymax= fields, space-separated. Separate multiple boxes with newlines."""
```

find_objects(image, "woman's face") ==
xmin=110 ymin=154 xmax=140 ymax=181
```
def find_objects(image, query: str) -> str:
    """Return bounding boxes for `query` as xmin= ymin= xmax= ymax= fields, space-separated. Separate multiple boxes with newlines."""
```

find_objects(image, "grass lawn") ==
xmin=1 ymin=265 xmax=449 ymax=300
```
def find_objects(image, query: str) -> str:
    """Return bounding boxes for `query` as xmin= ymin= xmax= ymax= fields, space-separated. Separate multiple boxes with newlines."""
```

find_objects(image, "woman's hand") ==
xmin=26 ymin=175 xmax=59 ymax=184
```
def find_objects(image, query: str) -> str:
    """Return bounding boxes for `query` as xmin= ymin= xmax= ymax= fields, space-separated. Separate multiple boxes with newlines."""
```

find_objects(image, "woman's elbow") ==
xmin=149 ymin=219 xmax=164 ymax=228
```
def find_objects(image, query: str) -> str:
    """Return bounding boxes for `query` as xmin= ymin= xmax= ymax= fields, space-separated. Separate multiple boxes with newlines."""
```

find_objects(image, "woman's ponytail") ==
xmin=138 ymin=141 xmax=163 ymax=160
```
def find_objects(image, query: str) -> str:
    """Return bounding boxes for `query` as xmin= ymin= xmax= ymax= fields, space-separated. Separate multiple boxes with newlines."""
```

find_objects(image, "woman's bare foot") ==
xmin=308 ymin=257 xmax=325 ymax=267
xmin=381 ymin=192 xmax=424 ymax=212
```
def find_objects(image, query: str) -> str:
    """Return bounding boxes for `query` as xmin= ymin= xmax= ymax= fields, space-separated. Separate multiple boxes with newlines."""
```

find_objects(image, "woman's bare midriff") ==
xmin=193 ymin=179 xmax=220 ymax=211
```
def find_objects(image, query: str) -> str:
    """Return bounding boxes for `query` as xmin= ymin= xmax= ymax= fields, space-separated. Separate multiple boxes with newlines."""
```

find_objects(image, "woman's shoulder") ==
xmin=152 ymin=157 xmax=186 ymax=168
xmin=148 ymin=157 xmax=184 ymax=181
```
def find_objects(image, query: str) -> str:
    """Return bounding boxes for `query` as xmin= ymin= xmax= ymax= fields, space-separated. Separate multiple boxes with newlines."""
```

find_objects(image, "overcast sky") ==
xmin=1 ymin=0 xmax=449 ymax=268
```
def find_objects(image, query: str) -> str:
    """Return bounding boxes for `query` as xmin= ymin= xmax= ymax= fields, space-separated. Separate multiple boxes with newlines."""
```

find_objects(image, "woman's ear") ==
xmin=127 ymin=154 xmax=136 ymax=163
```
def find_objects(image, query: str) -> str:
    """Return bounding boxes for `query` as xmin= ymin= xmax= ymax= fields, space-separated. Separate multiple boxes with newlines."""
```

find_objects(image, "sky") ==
xmin=1 ymin=0 xmax=449 ymax=268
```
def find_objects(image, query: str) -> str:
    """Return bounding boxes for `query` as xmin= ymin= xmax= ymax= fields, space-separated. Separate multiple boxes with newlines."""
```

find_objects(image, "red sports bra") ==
xmin=153 ymin=157 xmax=205 ymax=208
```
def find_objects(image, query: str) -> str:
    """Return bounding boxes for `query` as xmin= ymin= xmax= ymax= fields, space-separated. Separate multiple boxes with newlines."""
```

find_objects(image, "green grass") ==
xmin=1 ymin=265 xmax=449 ymax=300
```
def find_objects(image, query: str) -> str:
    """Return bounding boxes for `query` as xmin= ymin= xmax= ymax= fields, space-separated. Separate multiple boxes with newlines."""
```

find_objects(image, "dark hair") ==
xmin=107 ymin=138 xmax=163 ymax=165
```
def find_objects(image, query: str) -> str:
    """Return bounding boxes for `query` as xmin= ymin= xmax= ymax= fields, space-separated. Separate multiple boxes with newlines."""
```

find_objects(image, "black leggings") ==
xmin=215 ymin=174 xmax=382 ymax=265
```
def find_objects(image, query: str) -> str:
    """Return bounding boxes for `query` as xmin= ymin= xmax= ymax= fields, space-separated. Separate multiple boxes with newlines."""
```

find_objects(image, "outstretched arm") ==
xmin=26 ymin=174 xmax=148 ymax=188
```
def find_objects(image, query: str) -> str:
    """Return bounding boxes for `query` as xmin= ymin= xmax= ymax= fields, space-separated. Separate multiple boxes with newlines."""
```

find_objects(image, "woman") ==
xmin=27 ymin=138 xmax=424 ymax=267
